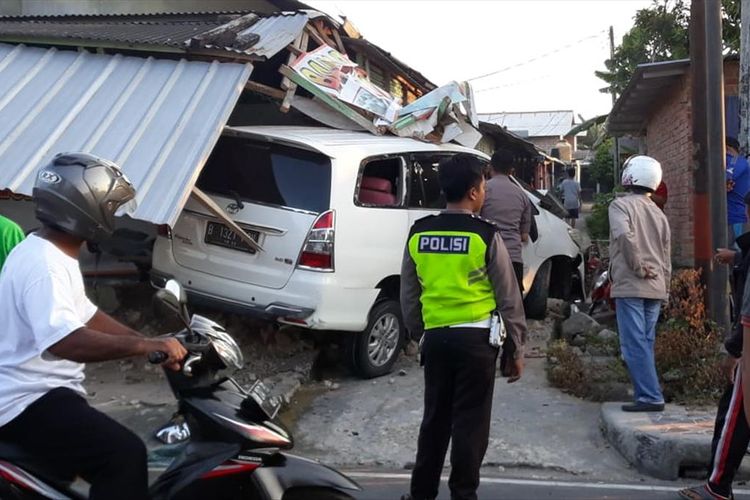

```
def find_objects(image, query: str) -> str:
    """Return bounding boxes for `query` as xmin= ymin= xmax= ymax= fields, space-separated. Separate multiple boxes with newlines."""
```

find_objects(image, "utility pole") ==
xmin=609 ymin=26 xmax=621 ymax=189
xmin=739 ymin=0 xmax=750 ymax=154
xmin=691 ymin=0 xmax=729 ymax=333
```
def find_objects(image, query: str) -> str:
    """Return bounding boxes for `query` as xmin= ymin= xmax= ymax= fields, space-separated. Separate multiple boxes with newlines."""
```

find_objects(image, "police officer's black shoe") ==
xmin=400 ymin=495 xmax=435 ymax=500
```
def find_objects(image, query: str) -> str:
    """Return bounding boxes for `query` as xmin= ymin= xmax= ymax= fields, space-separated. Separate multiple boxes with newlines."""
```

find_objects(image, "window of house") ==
xmin=356 ymin=157 xmax=404 ymax=208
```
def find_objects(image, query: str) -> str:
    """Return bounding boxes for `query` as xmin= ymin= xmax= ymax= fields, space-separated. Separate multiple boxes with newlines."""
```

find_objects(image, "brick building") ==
xmin=608 ymin=58 xmax=739 ymax=267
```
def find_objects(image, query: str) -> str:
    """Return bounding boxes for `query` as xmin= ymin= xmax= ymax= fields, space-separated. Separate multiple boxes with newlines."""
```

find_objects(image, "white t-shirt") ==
xmin=0 ymin=234 xmax=97 ymax=427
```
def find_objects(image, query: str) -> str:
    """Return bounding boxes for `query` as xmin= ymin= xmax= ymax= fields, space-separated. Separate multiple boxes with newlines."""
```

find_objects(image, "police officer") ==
xmin=400 ymin=153 xmax=527 ymax=500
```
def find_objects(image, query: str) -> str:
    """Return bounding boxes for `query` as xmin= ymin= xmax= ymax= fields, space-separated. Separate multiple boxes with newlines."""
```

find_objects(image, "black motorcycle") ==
xmin=0 ymin=280 xmax=360 ymax=500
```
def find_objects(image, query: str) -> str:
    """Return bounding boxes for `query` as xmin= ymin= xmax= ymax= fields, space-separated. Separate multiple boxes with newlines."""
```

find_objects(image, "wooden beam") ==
xmin=279 ymin=64 xmax=380 ymax=134
xmin=245 ymin=80 xmax=286 ymax=100
xmin=191 ymin=187 xmax=264 ymax=253
xmin=280 ymin=31 xmax=308 ymax=113
xmin=312 ymin=19 xmax=338 ymax=49
xmin=331 ymin=28 xmax=346 ymax=53
xmin=286 ymin=43 xmax=303 ymax=56
xmin=305 ymin=24 xmax=332 ymax=49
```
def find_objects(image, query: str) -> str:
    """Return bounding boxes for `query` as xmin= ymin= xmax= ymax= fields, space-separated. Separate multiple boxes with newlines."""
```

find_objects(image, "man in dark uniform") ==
xmin=400 ymin=153 xmax=527 ymax=500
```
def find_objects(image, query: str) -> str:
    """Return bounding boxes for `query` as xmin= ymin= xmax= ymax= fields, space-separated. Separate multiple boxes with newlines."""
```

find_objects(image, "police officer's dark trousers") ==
xmin=706 ymin=364 xmax=750 ymax=498
xmin=411 ymin=327 xmax=499 ymax=500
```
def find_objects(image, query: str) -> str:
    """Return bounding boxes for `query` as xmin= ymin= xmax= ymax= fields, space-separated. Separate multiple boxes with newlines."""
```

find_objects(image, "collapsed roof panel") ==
xmin=0 ymin=43 xmax=251 ymax=226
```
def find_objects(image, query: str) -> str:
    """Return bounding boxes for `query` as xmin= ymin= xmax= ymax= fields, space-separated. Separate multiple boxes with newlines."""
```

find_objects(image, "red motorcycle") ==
xmin=586 ymin=243 xmax=615 ymax=315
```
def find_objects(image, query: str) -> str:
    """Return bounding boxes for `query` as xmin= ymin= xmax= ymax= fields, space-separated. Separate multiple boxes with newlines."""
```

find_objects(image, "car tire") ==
xmin=350 ymin=300 xmax=405 ymax=379
xmin=524 ymin=260 xmax=551 ymax=319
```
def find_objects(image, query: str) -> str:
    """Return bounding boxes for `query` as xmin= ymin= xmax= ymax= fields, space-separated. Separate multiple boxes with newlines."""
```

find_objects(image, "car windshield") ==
xmin=197 ymin=136 xmax=332 ymax=214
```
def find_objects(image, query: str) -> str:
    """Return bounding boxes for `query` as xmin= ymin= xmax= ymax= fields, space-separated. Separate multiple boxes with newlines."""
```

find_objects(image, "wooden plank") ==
xmin=312 ymin=20 xmax=338 ymax=49
xmin=279 ymin=65 xmax=380 ymax=134
xmin=304 ymin=25 xmax=331 ymax=48
xmin=191 ymin=187 xmax=264 ymax=253
xmin=331 ymin=28 xmax=346 ymax=53
xmin=245 ymin=80 xmax=286 ymax=100
xmin=286 ymin=43 xmax=303 ymax=56
xmin=280 ymin=31 xmax=308 ymax=113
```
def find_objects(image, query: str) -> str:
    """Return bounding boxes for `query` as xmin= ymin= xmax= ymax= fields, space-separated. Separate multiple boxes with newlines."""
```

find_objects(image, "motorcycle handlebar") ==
xmin=148 ymin=351 xmax=168 ymax=364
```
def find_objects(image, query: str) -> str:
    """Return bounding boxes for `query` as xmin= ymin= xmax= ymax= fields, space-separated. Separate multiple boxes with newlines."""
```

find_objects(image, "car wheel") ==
xmin=524 ymin=260 xmax=551 ymax=319
xmin=350 ymin=300 xmax=405 ymax=379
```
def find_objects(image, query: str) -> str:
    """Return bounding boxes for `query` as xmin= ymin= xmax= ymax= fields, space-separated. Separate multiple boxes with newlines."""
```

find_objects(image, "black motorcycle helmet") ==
xmin=32 ymin=153 xmax=137 ymax=243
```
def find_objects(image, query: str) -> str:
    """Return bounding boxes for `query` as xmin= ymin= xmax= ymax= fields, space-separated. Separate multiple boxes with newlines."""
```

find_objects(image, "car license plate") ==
xmin=204 ymin=221 xmax=259 ymax=254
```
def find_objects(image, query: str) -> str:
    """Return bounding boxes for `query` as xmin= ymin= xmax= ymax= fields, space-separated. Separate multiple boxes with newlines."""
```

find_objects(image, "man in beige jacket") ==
xmin=609 ymin=155 xmax=671 ymax=412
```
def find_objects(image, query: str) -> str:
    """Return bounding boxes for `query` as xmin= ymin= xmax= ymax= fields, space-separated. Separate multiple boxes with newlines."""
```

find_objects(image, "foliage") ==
xmin=589 ymin=138 xmax=615 ymax=191
xmin=656 ymin=268 xmax=724 ymax=403
xmin=596 ymin=0 xmax=741 ymax=96
xmin=548 ymin=269 xmax=724 ymax=404
xmin=546 ymin=340 xmax=587 ymax=397
xmin=585 ymin=191 xmax=617 ymax=240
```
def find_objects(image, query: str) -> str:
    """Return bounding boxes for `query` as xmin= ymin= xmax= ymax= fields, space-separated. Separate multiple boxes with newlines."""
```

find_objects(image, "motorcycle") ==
xmin=586 ymin=243 xmax=614 ymax=316
xmin=0 ymin=280 xmax=361 ymax=500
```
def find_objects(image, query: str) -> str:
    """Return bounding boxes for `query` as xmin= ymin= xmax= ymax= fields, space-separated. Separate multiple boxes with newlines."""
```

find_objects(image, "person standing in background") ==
xmin=560 ymin=168 xmax=581 ymax=228
xmin=481 ymin=149 xmax=532 ymax=377
xmin=0 ymin=214 xmax=24 ymax=270
xmin=609 ymin=155 xmax=671 ymax=412
xmin=652 ymin=181 xmax=668 ymax=211
xmin=726 ymin=137 xmax=750 ymax=245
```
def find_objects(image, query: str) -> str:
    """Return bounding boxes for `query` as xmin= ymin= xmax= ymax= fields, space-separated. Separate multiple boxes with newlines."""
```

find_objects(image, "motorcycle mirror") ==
xmin=165 ymin=279 xmax=187 ymax=305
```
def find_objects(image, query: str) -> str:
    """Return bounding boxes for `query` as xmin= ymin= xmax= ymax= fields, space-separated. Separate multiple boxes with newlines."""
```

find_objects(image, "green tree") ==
xmin=589 ymin=137 xmax=614 ymax=191
xmin=596 ymin=0 xmax=740 ymax=96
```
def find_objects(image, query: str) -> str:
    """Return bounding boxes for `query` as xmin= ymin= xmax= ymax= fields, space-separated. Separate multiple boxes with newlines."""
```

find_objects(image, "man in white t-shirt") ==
xmin=0 ymin=153 xmax=186 ymax=500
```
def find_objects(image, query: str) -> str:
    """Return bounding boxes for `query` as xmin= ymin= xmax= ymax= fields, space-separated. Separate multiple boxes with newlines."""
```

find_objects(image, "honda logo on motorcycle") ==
xmin=226 ymin=203 xmax=241 ymax=215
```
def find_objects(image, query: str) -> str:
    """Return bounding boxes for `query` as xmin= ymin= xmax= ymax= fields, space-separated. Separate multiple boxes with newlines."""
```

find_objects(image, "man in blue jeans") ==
xmin=609 ymin=155 xmax=671 ymax=412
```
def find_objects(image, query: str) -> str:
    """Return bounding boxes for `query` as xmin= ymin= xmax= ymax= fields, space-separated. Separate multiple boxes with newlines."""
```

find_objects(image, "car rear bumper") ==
xmin=151 ymin=246 xmax=379 ymax=331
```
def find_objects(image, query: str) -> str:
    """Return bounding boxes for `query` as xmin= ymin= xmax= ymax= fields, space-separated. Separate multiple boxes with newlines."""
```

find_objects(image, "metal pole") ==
xmin=739 ymin=0 xmax=750 ymax=154
xmin=610 ymin=26 xmax=620 ymax=189
xmin=691 ymin=0 xmax=729 ymax=332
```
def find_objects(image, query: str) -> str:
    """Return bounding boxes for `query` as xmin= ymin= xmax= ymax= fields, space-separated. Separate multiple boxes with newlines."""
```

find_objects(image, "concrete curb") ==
xmin=600 ymin=402 xmax=713 ymax=480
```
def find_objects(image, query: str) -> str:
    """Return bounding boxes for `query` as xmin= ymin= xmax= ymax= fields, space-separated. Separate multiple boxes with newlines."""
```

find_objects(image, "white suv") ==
xmin=151 ymin=126 xmax=584 ymax=377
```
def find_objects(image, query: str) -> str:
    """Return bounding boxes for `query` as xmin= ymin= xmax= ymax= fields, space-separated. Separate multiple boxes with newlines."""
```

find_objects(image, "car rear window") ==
xmin=197 ymin=136 xmax=332 ymax=213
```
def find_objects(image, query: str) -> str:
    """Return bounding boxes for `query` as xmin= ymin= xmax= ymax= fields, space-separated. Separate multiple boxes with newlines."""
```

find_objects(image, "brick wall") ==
xmin=645 ymin=74 xmax=694 ymax=266
xmin=725 ymin=60 xmax=739 ymax=96
xmin=643 ymin=60 xmax=739 ymax=267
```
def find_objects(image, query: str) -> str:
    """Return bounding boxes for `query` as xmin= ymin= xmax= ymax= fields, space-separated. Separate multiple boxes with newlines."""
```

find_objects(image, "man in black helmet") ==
xmin=0 ymin=153 xmax=187 ymax=500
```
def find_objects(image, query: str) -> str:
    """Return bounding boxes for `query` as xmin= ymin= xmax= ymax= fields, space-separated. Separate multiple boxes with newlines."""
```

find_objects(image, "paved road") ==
xmin=346 ymin=471 xmax=750 ymax=500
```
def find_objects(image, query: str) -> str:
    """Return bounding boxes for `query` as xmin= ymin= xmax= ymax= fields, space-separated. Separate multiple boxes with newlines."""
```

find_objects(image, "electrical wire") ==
xmin=465 ymin=30 xmax=608 ymax=82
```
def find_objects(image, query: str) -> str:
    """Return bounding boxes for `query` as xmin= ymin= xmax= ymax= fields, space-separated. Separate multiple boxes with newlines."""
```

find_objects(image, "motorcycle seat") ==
xmin=0 ymin=441 xmax=76 ymax=487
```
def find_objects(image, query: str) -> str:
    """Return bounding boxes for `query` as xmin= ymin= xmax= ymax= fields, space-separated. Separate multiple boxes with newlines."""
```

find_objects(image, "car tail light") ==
xmin=298 ymin=210 xmax=335 ymax=271
xmin=157 ymin=224 xmax=172 ymax=239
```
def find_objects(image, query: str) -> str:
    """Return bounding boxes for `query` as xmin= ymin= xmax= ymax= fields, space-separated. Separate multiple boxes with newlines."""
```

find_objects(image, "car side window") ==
xmin=356 ymin=156 xmax=405 ymax=208
xmin=408 ymin=154 xmax=450 ymax=209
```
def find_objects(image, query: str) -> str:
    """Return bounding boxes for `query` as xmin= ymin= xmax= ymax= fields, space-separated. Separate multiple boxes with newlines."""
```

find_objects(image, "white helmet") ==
xmin=621 ymin=155 xmax=662 ymax=192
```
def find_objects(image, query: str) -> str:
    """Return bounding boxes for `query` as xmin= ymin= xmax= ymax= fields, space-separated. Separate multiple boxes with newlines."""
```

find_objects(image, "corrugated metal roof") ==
xmin=0 ymin=11 xmax=308 ymax=59
xmin=607 ymin=59 xmax=690 ymax=137
xmin=203 ymin=12 xmax=308 ymax=58
xmin=0 ymin=43 xmax=252 ymax=226
xmin=478 ymin=110 xmax=575 ymax=138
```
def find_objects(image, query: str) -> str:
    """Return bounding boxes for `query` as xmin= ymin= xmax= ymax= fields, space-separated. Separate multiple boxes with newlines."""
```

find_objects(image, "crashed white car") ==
xmin=151 ymin=127 xmax=584 ymax=378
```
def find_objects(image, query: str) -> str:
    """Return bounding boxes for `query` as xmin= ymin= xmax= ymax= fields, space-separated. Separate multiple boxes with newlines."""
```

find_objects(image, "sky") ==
xmin=306 ymin=0 xmax=655 ymax=120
